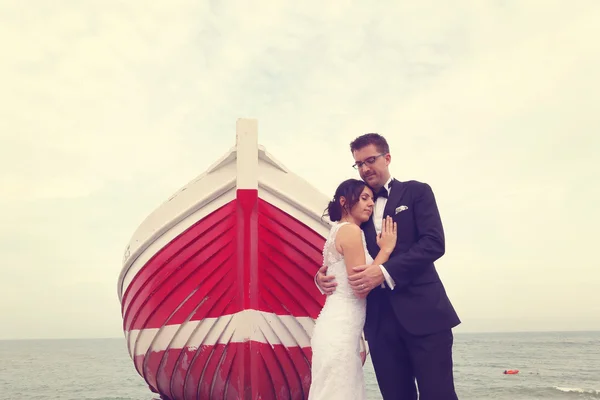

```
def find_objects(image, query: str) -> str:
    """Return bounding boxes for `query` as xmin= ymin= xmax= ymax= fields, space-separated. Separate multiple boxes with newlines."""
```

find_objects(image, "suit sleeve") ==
xmin=382 ymin=183 xmax=445 ymax=288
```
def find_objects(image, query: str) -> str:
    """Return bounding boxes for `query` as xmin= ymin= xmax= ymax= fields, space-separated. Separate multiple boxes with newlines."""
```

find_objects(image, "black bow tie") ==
xmin=375 ymin=186 xmax=388 ymax=199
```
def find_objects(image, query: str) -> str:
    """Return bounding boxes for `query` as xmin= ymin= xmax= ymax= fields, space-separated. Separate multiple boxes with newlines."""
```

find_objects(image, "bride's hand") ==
xmin=376 ymin=216 xmax=397 ymax=253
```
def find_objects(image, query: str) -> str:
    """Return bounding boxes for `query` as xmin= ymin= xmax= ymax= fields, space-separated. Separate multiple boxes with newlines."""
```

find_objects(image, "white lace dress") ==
xmin=309 ymin=222 xmax=373 ymax=400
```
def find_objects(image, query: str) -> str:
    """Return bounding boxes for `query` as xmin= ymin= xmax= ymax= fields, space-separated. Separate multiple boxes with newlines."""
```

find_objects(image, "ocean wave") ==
xmin=554 ymin=386 xmax=600 ymax=398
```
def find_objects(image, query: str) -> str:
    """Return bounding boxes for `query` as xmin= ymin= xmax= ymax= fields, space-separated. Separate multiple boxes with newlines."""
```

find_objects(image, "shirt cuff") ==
xmin=379 ymin=265 xmax=395 ymax=290
xmin=314 ymin=271 xmax=326 ymax=294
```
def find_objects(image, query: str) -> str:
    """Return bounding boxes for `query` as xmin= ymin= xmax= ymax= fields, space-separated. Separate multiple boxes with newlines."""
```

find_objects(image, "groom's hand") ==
xmin=316 ymin=265 xmax=337 ymax=295
xmin=349 ymin=265 xmax=384 ymax=298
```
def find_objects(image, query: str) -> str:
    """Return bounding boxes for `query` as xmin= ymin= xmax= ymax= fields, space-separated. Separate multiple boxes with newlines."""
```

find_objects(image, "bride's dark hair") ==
xmin=323 ymin=179 xmax=368 ymax=222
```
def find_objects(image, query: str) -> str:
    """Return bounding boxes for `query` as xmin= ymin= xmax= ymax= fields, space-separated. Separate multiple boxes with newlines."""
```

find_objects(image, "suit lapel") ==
xmin=383 ymin=179 xmax=406 ymax=217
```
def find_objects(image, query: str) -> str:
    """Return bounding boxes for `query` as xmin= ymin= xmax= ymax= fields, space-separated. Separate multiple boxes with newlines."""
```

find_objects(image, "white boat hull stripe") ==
xmin=126 ymin=310 xmax=316 ymax=358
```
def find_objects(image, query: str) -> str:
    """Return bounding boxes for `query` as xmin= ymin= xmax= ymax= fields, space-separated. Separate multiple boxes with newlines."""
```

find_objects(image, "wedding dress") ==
xmin=309 ymin=222 xmax=372 ymax=400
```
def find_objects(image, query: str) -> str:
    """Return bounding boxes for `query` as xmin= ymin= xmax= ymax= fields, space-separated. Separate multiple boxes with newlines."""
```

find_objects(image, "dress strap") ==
xmin=323 ymin=222 xmax=350 ymax=266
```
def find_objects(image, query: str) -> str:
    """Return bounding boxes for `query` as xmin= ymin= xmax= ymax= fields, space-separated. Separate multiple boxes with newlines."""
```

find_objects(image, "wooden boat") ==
xmin=117 ymin=118 xmax=367 ymax=400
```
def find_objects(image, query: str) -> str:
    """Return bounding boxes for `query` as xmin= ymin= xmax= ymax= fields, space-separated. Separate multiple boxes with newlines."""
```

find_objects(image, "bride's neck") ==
xmin=340 ymin=215 xmax=358 ymax=225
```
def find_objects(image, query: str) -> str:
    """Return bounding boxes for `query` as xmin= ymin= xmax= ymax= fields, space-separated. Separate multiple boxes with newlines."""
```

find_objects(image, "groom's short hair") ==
xmin=350 ymin=133 xmax=390 ymax=154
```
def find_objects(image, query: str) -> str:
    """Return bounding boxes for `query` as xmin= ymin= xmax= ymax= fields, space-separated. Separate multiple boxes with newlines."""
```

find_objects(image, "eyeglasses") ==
xmin=352 ymin=154 xmax=386 ymax=169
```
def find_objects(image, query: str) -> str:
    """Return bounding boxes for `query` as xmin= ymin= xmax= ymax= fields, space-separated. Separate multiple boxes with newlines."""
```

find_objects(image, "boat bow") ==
xmin=117 ymin=118 xmax=367 ymax=400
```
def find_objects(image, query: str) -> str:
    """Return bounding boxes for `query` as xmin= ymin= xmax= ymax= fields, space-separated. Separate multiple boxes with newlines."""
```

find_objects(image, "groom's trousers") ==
xmin=368 ymin=299 xmax=458 ymax=400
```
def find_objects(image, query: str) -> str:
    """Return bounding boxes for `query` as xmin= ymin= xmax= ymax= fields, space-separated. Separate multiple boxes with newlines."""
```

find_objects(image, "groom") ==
xmin=315 ymin=133 xmax=461 ymax=399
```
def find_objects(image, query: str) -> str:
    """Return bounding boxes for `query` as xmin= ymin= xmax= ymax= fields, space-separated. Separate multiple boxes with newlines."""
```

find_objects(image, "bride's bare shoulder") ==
xmin=335 ymin=223 xmax=362 ymax=249
xmin=337 ymin=223 xmax=361 ymax=235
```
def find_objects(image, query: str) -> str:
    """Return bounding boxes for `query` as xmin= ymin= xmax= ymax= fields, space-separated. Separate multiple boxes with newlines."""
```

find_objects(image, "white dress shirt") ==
xmin=375 ymin=176 xmax=396 ymax=290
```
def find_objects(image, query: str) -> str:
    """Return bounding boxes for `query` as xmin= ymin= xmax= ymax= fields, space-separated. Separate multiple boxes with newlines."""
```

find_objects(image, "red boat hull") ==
xmin=121 ymin=189 xmax=364 ymax=399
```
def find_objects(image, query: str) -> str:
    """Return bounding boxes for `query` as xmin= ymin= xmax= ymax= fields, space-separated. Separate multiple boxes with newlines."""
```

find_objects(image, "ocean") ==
xmin=0 ymin=331 xmax=598 ymax=399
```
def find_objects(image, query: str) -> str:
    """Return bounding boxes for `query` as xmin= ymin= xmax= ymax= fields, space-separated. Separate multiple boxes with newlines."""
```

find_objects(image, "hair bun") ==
xmin=326 ymin=199 xmax=342 ymax=221
xmin=321 ymin=178 xmax=366 ymax=223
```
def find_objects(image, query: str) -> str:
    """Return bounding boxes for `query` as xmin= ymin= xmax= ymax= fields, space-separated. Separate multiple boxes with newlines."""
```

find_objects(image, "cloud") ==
xmin=0 ymin=0 xmax=599 ymax=339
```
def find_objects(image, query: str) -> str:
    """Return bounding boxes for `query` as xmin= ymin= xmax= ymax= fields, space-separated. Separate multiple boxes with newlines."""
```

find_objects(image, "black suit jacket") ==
xmin=362 ymin=179 xmax=460 ymax=338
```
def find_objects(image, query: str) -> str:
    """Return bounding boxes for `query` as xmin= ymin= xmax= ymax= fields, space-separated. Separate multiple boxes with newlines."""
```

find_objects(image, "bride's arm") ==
xmin=372 ymin=243 xmax=393 ymax=266
xmin=336 ymin=224 xmax=392 ymax=277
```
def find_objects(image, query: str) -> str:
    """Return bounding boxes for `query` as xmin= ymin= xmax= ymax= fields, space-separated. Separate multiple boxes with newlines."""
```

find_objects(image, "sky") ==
xmin=1 ymin=0 xmax=599 ymax=340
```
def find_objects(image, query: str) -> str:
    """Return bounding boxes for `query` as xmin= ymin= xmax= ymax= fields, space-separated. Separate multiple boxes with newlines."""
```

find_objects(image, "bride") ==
xmin=309 ymin=178 xmax=397 ymax=400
